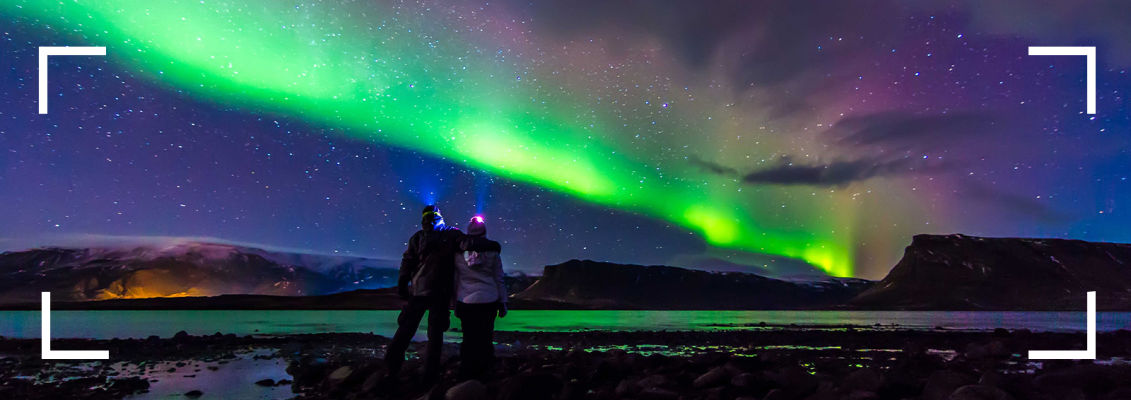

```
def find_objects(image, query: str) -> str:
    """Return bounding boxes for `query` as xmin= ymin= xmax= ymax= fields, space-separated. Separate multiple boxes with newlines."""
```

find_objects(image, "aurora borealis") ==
xmin=1 ymin=1 xmax=1130 ymax=279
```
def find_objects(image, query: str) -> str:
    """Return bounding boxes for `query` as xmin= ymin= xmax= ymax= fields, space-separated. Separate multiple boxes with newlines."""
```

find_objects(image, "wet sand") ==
xmin=3 ymin=327 xmax=1131 ymax=399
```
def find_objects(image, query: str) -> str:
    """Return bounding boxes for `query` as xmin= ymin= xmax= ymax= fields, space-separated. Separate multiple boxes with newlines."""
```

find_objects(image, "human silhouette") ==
xmin=454 ymin=215 xmax=507 ymax=379
xmin=384 ymin=205 xmax=463 ymax=384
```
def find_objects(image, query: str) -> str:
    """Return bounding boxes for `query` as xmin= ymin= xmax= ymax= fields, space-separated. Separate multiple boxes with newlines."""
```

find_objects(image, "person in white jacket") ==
xmin=453 ymin=215 xmax=507 ymax=379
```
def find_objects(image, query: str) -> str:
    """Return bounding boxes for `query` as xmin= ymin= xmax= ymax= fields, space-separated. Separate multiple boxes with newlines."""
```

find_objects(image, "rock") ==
xmin=846 ymin=391 xmax=879 ymax=400
xmin=762 ymin=390 xmax=788 ymax=400
xmin=841 ymin=368 xmax=882 ymax=392
xmin=730 ymin=372 xmax=758 ymax=388
xmin=184 ymin=390 xmax=203 ymax=398
xmin=1034 ymin=364 xmax=1117 ymax=395
xmin=590 ymin=359 xmax=627 ymax=384
xmin=638 ymin=374 xmax=668 ymax=389
xmin=923 ymin=371 xmax=974 ymax=400
xmin=561 ymin=382 xmax=585 ymax=400
xmin=694 ymin=366 xmax=731 ymax=388
xmin=107 ymin=377 xmax=149 ymax=395
xmin=764 ymin=365 xmax=818 ymax=395
xmin=173 ymin=331 xmax=190 ymax=341
xmin=965 ymin=341 xmax=1008 ymax=360
xmin=327 ymin=366 xmax=353 ymax=385
xmin=615 ymin=379 xmax=639 ymax=397
xmin=806 ymin=380 xmax=838 ymax=400
xmin=254 ymin=378 xmax=275 ymax=386
xmin=446 ymin=379 xmax=487 ymax=400
xmin=498 ymin=373 xmax=562 ymax=400
xmin=360 ymin=371 xmax=382 ymax=393
xmin=978 ymin=371 xmax=1003 ymax=387
xmin=638 ymin=387 xmax=679 ymax=400
xmin=948 ymin=384 xmax=1013 ymax=400
xmin=1102 ymin=387 xmax=1131 ymax=400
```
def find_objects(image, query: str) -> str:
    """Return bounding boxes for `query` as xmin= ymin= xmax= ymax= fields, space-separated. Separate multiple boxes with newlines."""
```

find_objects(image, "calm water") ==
xmin=3 ymin=310 xmax=1131 ymax=339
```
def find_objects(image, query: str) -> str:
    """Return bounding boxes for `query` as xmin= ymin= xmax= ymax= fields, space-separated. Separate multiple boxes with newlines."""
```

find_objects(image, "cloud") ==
xmin=496 ymin=0 xmax=903 ymax=110
xmin=824 ymin=111 xmax=998 ymax=150
xmin=691 ymin=110 xmax=984 ymax=186
xmin=741 ymin=157 xmax=947 ymax=186
xmin=687 ymin=155 xmax=739 ymax=175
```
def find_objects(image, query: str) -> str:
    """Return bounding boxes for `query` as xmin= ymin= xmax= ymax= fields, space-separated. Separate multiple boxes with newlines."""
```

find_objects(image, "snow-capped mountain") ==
xmin=0 ymin=240 xmax=399 ymax=304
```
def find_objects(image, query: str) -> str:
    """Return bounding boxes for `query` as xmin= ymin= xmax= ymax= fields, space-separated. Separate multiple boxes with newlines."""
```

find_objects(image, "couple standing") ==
xmin=384 ymin=205 xmax=507 ymax=383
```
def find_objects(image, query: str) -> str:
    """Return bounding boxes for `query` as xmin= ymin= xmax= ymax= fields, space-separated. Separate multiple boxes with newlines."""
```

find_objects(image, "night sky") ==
xmin=1 ymin=0 xmax=1129 ymax=279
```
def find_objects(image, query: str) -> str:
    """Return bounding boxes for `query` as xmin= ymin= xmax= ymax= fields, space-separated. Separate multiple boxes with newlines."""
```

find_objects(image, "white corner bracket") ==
xmin=1027 ymin=46 xmax=1096 ymax=115
xmin=41 ymin=292 xmax=109 ymax=360
xmin=38 ymin=46 xmax=106 ymax=115
xmin=1028 ymin=291 xmax=1096 ymax=360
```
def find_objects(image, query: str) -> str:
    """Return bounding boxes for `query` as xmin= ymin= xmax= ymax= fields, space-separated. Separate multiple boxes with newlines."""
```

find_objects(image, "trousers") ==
xmin=385 ymin=295 xmax=450 ymax=380
xmin=455 ymin=301 xmax=497 ymax=379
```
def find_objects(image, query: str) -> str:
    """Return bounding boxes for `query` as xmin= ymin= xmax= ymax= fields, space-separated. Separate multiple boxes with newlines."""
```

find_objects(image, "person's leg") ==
xmin=455 ymin=302 xmax=476 ymax=379
xmin=462 ymin=303 xmax=492 ymax=378
xmin=483 ymin=305 xmax=497 ymax=371
xmin=423 ymin=295 xmax=451 ymax=382
xmin=384 ymin=297 xmax=427 ymax=375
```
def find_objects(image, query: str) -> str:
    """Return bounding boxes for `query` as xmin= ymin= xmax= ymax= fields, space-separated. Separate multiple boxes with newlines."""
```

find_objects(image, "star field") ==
xmin=0 ymin=0 xmax=1129 ymax=279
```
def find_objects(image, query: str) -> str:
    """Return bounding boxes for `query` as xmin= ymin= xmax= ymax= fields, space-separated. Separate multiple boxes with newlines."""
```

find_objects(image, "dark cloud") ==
xmin=726 ymin=0 xmax=898 ymax=86
xmin=825 ymin=111 xmax=998 ymax=150
xmin=499 ymin=0 xmax=902 ymax=108
xmin=497 ymin=0 xmax=763 ymax=66
xmin=741 ymin=157 xmax=947 ymax=186
xmin=686 ymin=155 xmax=739 ymax=176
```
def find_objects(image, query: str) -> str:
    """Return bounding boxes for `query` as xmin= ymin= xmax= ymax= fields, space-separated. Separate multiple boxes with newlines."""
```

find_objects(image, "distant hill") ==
xmin=513 ymin=259 xmax=873 ymax=309
xmin=851 ymin=234 xmax=1131 ymax=310
xmin=0 ymin=241 xmax=398 ymax=303
xmin=0 ymin=258 xmax=867 ymax=310
xmin=12 ymin=234 xmax=1129 ymax=311
xmin=0 ymin=287 xmax=575 ymax=311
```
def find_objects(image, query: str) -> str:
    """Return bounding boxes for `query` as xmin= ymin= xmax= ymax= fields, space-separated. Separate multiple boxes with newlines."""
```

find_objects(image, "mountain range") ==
xmin=0 ymin=240 xmax=398 ymax=304
xmin=513 ymin=259 xmax=871 ymax=309
xmin=851 ymin=234 xmax=1131 ymax=310
xmin=3 ymin=233 xmax=1131 ymax=310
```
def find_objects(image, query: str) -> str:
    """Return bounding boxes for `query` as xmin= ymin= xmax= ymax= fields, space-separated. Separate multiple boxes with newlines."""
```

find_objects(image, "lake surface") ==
xmin=3 ymin=310 xmax=1131 ymax=340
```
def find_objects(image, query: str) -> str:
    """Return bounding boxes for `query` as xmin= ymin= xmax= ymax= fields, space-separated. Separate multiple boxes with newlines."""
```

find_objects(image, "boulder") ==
xmin=694 ymin=366 xmax=731 ymax=388
xmin=730 ymin=372 xmax=758 ymax=388
xmin=327 ymin=366 xmax=353 ymax=386
xmin=841 ymin=368 xmax=882 ymax=393
xmin=922 ymin=371 xmax=974 ymax=400
xmin=498 ymin=373 xmax=562 ymax=400
xmin=638 ymin=387 xmax=679 ymax=400
xmin=948 ymin=384 xmax=1013 ymax=400
xmin=762 ymin=389 xmax=788 ymax=400
xmin=446 ymin=380 xmax=488 ymax=400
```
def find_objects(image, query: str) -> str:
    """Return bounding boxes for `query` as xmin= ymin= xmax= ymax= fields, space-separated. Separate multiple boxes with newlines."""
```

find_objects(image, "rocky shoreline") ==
xmin=3 ymin=327 xmax=1131 ymax=399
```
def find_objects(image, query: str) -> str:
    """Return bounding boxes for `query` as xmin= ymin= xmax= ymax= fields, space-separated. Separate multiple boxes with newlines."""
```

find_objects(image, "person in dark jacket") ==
xmin=454 ymin=215 xmax=506 ymax=379
xmin=384 ymin=205 xmax=463 ymax=383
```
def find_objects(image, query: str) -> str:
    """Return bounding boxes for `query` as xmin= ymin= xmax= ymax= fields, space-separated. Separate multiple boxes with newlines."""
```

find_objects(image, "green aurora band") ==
xmin=6 ymin=0 xmax=858 ymax=276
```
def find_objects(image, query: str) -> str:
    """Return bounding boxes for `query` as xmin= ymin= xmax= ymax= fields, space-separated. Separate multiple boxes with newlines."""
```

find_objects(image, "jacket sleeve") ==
xmin=399 ymin=232 xmax=420 ymax=291
xmin=494 ymin=254 xmax=507 ymax=304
